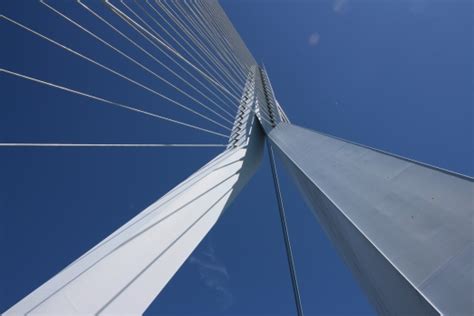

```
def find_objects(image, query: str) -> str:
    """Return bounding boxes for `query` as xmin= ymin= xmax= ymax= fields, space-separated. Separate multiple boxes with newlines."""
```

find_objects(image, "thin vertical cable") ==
xmin=267 ymin=142 xmax=304 ymax=316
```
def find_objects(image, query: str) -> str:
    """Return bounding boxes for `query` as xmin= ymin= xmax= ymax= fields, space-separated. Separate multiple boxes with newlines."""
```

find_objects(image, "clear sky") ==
xmin=0 ymin=0 xmax=472 ymax=315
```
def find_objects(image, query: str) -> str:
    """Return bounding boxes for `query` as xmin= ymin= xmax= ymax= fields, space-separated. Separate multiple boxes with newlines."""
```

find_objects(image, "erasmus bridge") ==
xmin=1 ymin=1 xmax=473 ymax=315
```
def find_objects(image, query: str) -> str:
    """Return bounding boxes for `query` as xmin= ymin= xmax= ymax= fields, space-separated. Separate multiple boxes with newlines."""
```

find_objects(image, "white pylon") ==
xmin=4 ymin=68 xmax=264 ymax=315
xmin=5 ymin=64 xmax=473 ymax=316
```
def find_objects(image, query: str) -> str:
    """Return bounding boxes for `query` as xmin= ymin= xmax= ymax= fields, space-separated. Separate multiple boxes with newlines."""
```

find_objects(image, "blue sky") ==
xmin=0 ymin=0 xmax=472 ymax=315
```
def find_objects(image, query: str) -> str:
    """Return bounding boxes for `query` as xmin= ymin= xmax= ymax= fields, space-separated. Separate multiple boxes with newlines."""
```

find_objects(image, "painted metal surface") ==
xmin=6 ymin=60 xmax=471 ymax=315
xmin=268 ymin=123 xmax=473 ymax=315
xmin=4 ymin=119 xmax=264 ymax=315
xmin=228 ymin=66 xmax=257 ymax=148
xmin=4 ymin=66 xmax=265 ymax=315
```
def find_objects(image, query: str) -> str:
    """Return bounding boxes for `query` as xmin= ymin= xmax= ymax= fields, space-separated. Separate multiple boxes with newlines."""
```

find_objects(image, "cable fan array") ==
xmin=1 ymin=0 xmax=258 ymax=147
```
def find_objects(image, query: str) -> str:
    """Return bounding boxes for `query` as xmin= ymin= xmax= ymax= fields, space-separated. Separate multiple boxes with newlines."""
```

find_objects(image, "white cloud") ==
xmin=333 ymin=0 xmax=349 ymax=14
xmin=308 ymin=32 xmax=321 ymax=47
xmin=189 ymin=242 xmax=233 ymax=311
